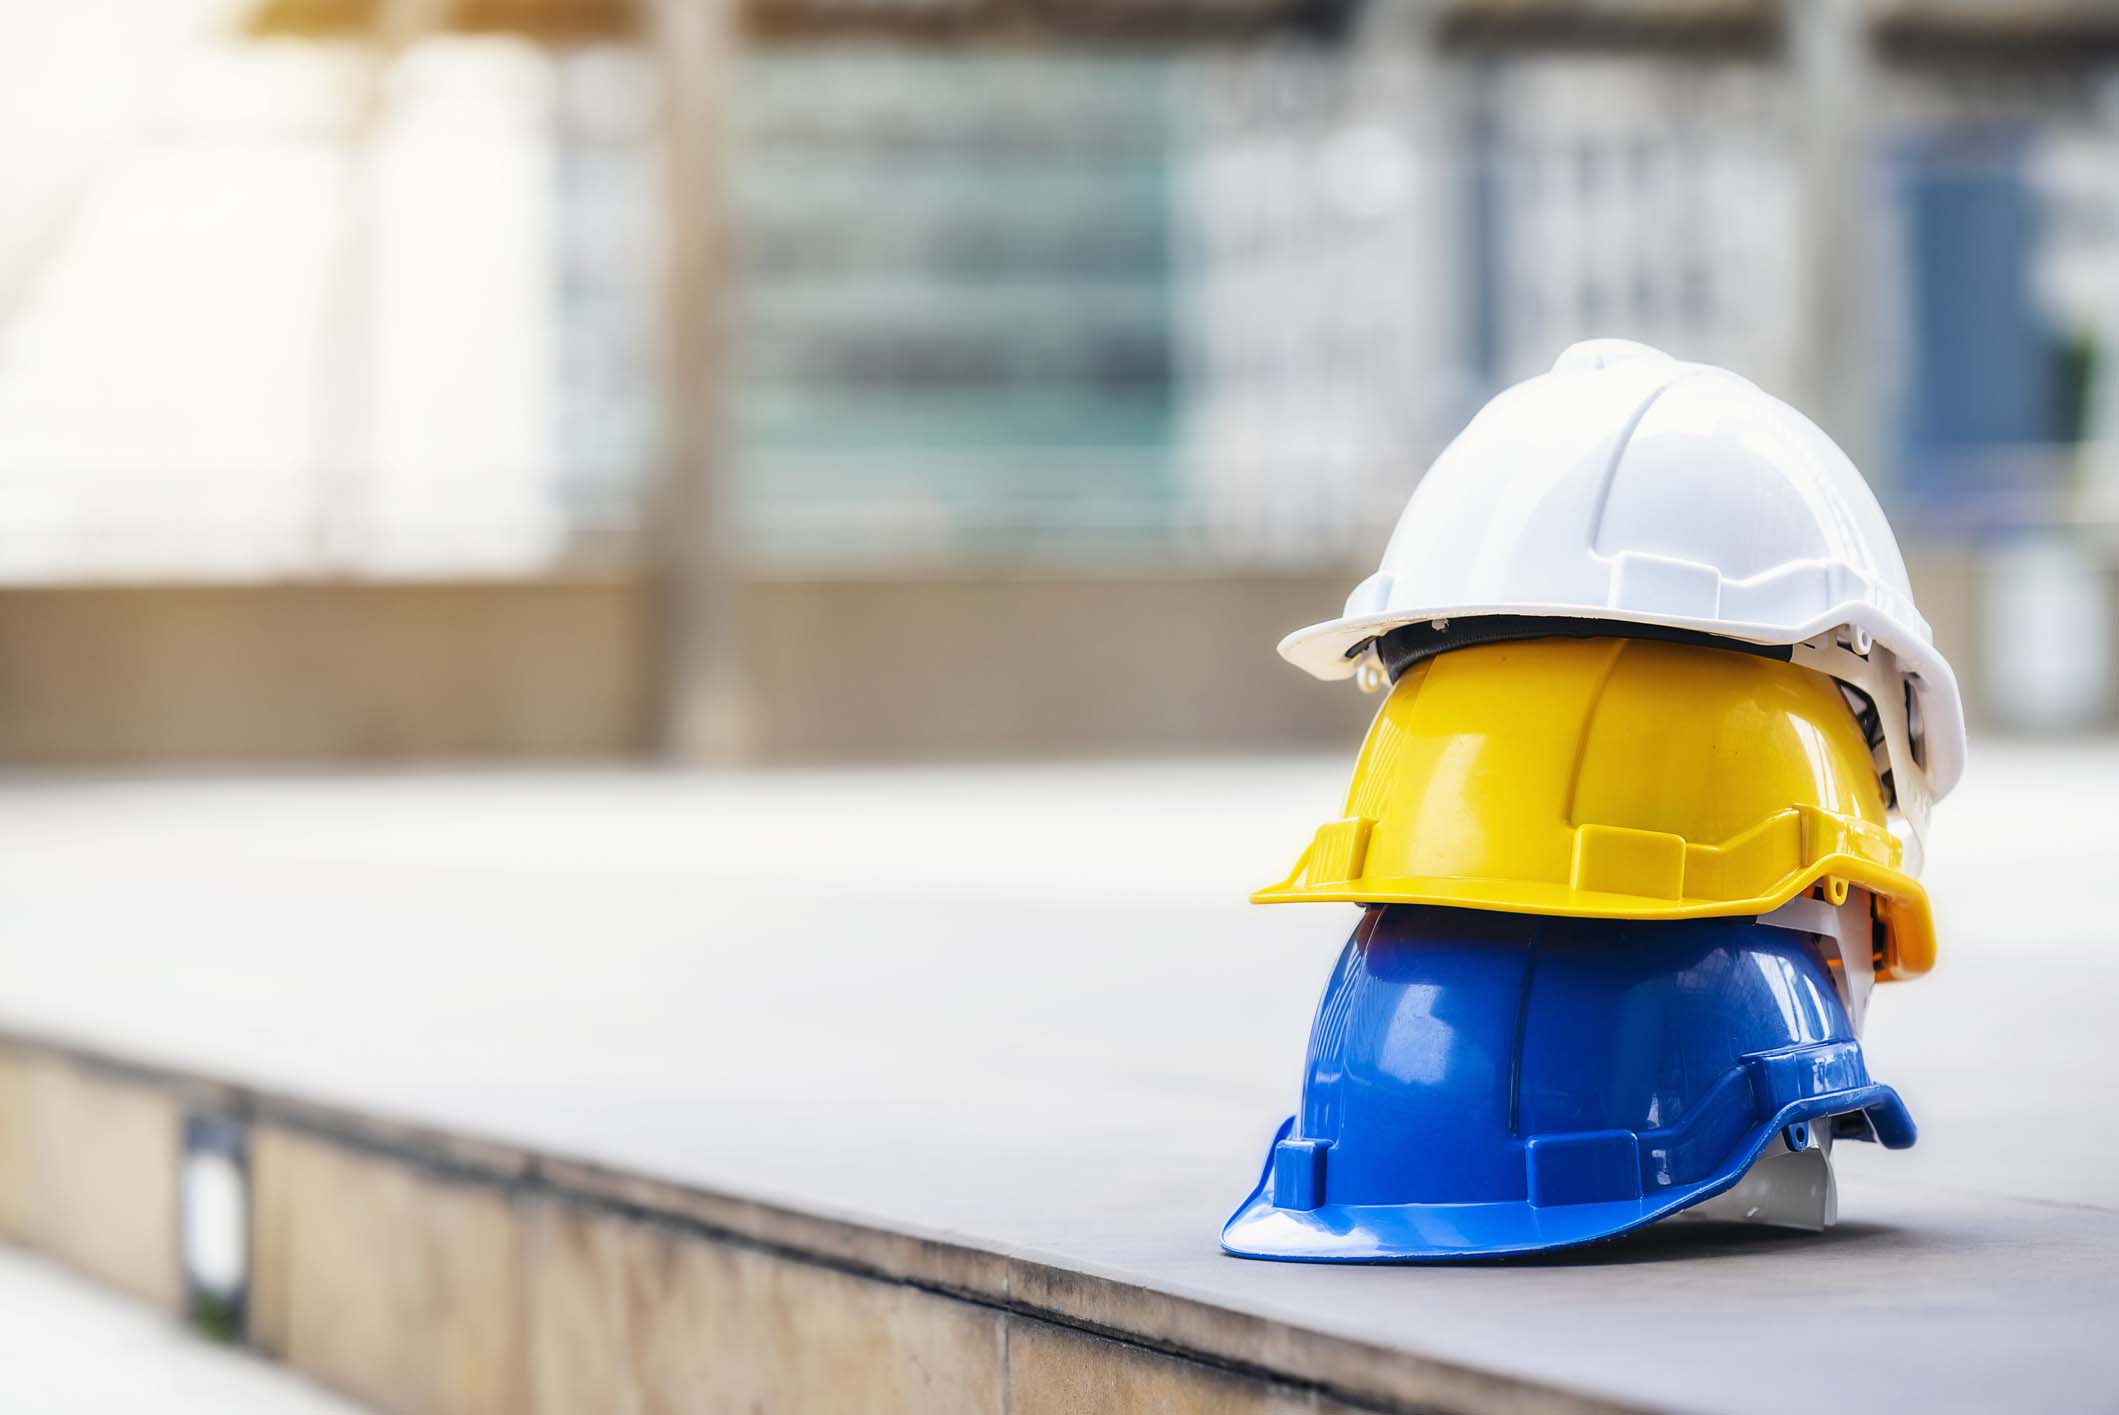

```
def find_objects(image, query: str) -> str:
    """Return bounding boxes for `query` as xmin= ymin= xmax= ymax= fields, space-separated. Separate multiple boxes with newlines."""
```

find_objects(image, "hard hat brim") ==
xmin=1254 ymin=850 xmax=1936 ymax=981
xmin=1222 ymin=1081 xmax=1915 ymax=1263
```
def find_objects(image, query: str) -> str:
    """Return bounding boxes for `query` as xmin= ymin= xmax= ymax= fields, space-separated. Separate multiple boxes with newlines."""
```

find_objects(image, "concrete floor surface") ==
xmin=0 ymin=746 xmax=2114 ymax=1412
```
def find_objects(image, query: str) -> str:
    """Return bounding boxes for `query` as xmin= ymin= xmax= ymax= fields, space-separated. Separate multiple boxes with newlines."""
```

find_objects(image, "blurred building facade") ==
xmin=1 ymin=0 xmax=2117 ymax=760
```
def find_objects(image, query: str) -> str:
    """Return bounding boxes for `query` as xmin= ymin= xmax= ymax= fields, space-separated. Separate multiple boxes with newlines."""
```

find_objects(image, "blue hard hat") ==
xmin=1223 ymin=904 xmax=1916 ymax=1263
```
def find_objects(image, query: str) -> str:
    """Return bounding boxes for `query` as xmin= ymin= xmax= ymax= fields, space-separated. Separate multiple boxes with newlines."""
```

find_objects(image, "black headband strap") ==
xmin=1368 ymin=614 xmax=1794 ymax=683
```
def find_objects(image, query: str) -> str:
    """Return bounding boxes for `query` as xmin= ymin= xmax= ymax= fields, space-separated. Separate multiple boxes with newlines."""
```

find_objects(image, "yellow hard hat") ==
xmin=1255 ymin=636 xmax=1935 ymax=980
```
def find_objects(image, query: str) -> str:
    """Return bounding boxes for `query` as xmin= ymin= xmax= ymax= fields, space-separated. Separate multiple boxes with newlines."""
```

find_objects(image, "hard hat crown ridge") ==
xmin=1548 ymin=337 xmax=1674 ymax=373
xmin=1278 ymin=340 xmax=1963 ymax=857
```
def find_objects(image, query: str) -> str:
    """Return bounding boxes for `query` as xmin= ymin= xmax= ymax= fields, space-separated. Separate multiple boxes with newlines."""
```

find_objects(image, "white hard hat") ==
xmin=1279 ymin=339 xmax=1965 ymax=860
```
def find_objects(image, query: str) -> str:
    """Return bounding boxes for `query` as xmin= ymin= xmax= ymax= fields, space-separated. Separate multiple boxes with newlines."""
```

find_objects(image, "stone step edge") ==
xmin=0 ymin=1027 xmax=1637 ymax=1415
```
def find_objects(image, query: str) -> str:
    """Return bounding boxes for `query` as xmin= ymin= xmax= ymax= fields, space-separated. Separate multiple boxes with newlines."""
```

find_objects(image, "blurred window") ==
xmin=4 ymin=9 xmax=2119 ymax=586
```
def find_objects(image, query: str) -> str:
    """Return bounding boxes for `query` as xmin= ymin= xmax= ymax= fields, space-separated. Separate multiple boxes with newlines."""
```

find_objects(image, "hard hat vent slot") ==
xmin=1303 ymin=818 xmax=1373 ymax=888
xmin=1746 ymin=1042 xmax=1871 ymax=1115
xmin=1271 ymin=1139 xmax=1329 ymax=1212
xmin=1608 ymin=552 xmax=1723 ymax=619
xmin=1525 ymin=1130 xmax=1643 ymax=1207
xmin=1569 ymin=824 xmax=1686 ymax=901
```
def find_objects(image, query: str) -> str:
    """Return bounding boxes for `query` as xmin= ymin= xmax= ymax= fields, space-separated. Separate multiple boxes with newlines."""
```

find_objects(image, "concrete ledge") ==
xmin=0 ymin=580 xmax=655 ymax=763
xmin=0 ymin=1030 xmax=1625 ymax=1415
xmin=0 ymin=574 xmax=1376 ymax=765
xmin=0 ymin=547 xmax=1992 ymax=764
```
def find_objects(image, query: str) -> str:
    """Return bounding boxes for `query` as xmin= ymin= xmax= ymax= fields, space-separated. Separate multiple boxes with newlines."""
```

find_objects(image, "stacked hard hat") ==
xmin=1223 ymin=341 xmax=1963 ymax=1263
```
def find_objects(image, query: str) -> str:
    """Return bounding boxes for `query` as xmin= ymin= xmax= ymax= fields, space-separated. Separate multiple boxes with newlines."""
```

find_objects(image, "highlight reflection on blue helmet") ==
xmin=1223 ymin=905 xmax=1915 ymax=1263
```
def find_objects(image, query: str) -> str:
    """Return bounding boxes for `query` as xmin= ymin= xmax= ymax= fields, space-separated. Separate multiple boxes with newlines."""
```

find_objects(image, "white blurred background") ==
xmin=2 ymin=0 xmax=2117 ymax=764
